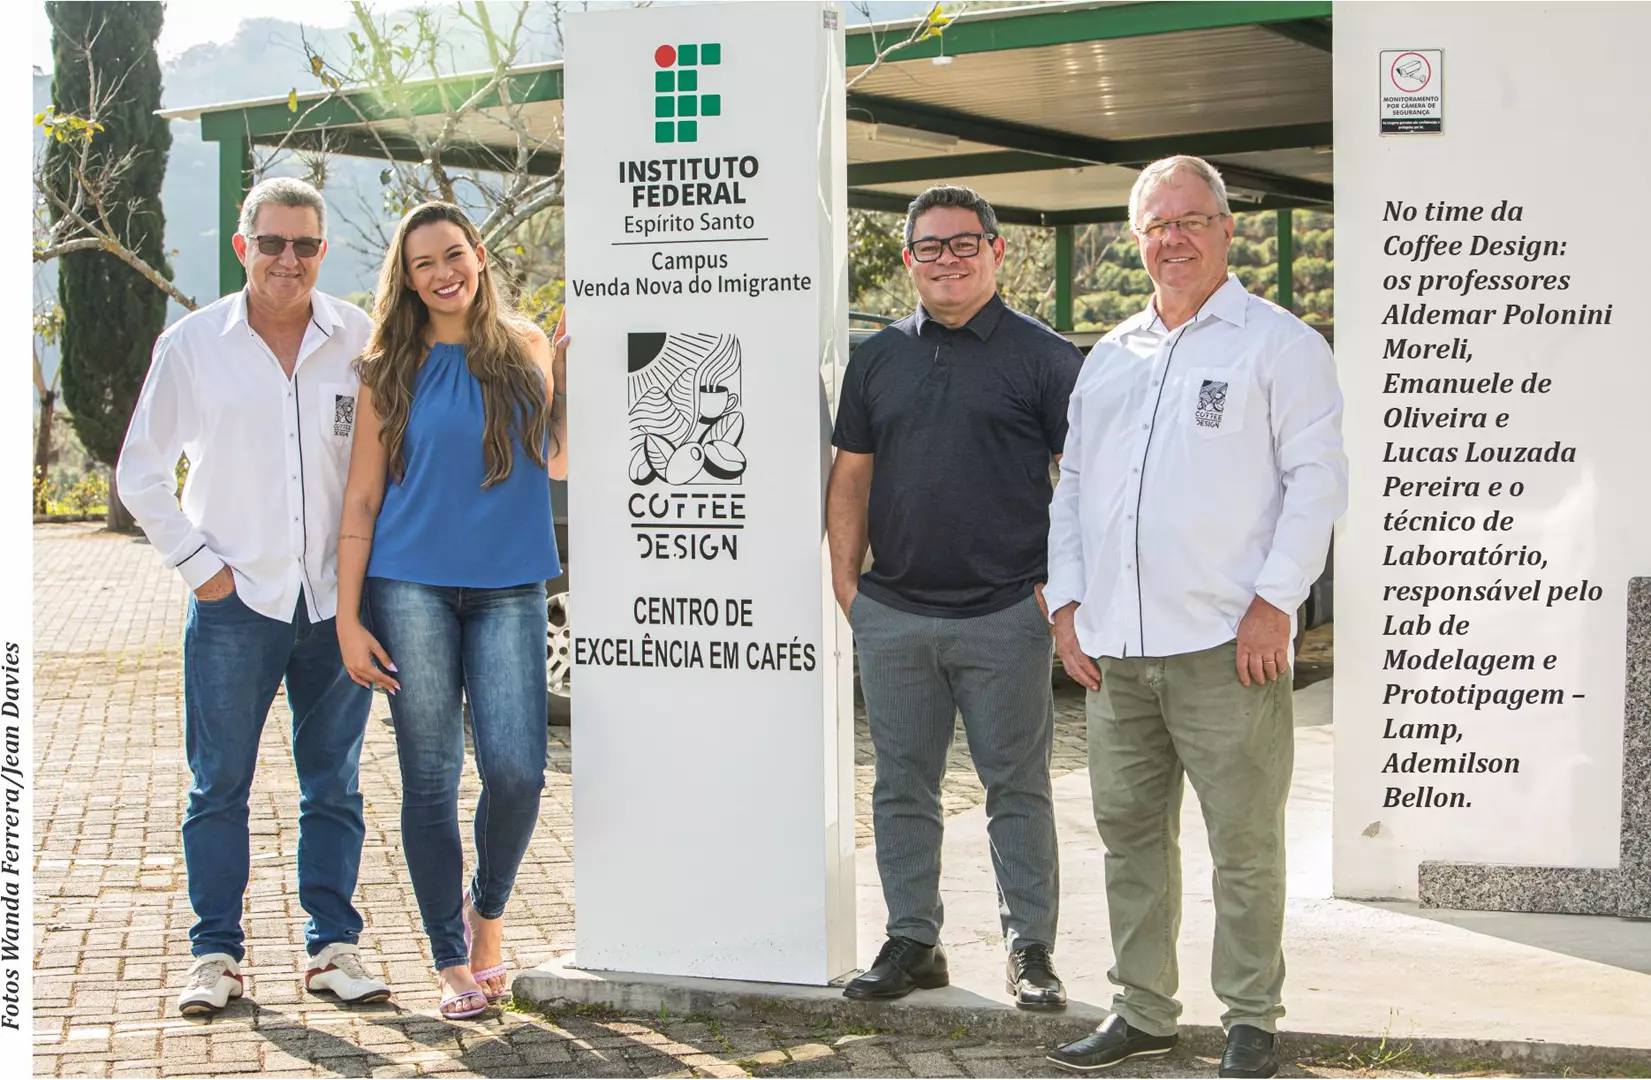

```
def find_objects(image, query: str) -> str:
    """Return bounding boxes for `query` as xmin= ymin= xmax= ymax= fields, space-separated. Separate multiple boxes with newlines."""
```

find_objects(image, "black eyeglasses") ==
xmin=248 ymin=234 xmax=323 ymax=258
xmin=907 ymin=232 xmax=997 ymax=262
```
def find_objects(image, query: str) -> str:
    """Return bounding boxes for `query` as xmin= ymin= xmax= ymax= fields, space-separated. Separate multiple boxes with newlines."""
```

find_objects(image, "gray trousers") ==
xmin=851 ymin=591 xmax=1059 ymax=951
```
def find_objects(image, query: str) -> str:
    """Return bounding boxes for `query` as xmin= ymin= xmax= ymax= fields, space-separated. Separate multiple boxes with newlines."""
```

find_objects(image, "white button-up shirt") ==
xmin=116 ymin=289 xmax=373 ymax=623
xmin=1044 ymin=274 xmax=1347 ymax=659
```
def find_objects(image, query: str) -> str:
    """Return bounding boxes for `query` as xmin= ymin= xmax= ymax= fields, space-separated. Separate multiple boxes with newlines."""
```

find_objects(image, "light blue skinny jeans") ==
xmin=365 ymin=578 xmax=548 ymax=970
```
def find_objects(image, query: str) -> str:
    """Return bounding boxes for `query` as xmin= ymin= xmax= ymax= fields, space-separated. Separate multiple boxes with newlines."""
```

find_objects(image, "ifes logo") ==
xmin=654 ymin=42 xmax=722 ymax=143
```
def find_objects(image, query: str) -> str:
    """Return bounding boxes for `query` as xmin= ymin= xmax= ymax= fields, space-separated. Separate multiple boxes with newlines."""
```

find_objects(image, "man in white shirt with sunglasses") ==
xmin=118 ymin=176 xmax=391 ymax=1016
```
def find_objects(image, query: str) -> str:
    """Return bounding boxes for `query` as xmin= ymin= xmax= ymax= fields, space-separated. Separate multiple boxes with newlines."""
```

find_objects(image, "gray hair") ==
xmin=903 ymin=185 xmax=1000 ymax=244
xmin=238 ymin=176 xmax=328 ymax=238
xmin=1128 ymin=156 xmax=1230 ymax=230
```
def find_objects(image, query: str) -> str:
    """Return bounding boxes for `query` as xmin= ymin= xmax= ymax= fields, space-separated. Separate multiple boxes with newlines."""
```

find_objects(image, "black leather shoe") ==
xmin=841 ymin=937 xmax=948 ymax=1000
xmin=1005 ymin=943 xmax=1067 ymax=1010
xmin=1218 ymin=1025 xmax=1279 ymax=1079
xmin=1046 ymin=1013 xmax=1177 ymax=1072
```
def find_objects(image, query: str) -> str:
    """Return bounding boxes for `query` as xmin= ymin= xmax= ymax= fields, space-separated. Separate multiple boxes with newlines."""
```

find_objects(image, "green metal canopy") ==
xmin=160 ymin=0 xmax=1333 ymax=322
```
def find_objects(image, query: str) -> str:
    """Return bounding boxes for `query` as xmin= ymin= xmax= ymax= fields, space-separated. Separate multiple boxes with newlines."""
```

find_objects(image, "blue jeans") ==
xmin=182 ymin=590 xmax=372 ymax=960
xmin=365 ymin=578 xmax=549 ymax=971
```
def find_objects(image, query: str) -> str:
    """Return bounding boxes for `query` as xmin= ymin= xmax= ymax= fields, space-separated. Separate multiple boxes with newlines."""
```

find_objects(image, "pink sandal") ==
xmin=439 ymin=988 xmax=488 ymax=1020
xmin=463 ymin=888 xmax=511 ymax=1002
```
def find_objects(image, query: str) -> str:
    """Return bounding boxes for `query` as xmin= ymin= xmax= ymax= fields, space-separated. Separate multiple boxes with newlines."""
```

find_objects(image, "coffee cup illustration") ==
xmin=698 ymin=384 xmax=740 ymax=421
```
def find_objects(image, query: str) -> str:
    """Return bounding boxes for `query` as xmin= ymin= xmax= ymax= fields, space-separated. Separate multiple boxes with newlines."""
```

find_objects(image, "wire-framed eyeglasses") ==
xmin=907 ymin=232 xmax=997 ymax=262
xmin=1136 ymin=213 xmax=1227 ymax=241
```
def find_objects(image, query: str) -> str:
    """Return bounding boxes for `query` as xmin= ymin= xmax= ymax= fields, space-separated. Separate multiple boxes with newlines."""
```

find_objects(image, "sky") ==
xmin=33 ymin=0 xmax=359 ymax=72
xmin=31 ymin=0 xmax=915 ymax=73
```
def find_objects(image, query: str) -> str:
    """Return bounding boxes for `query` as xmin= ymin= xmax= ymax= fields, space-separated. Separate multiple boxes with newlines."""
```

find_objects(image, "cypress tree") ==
xmin=44 ymin=2 xmax=171 ymax=530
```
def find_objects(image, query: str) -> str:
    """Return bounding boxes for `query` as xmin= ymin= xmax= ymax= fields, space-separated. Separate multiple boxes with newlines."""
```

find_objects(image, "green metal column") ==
xmin=215 ymin=130 xmax=252 ymax=297
xmin=1275 ymin=208 xmax=1294 ymax=314
xmin=1054 ymin=224 xmax=1074 ymax=331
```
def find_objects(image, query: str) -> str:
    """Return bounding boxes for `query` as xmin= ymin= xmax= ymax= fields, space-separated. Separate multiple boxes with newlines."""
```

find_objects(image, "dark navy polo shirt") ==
xmin=832 ymin=293 xmax=1083 ymax=618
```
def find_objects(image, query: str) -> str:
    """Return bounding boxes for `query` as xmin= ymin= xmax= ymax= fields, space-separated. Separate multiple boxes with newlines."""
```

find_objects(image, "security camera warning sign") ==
xmin=1380 ymin=49 xmax=1443 ymax=134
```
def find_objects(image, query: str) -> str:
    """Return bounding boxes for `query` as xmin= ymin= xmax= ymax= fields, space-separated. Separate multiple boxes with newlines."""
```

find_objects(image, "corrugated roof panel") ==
xmin=845 ymin=127 xmax=1006 ymax=163
xmin=862 ymin=164 xmax=1142 ymax=215
xmin=851 ymin=26 xmax=1329 ymax=141
xmin=1209 ymin=147 xmax=1333 ymax=185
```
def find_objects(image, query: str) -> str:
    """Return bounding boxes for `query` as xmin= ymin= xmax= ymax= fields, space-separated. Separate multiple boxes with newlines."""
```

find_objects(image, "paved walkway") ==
xmin=30 ymin=524 xmax=1414 ymax=1080
xmin=31 ymin=523 xmax=1090 ymax=1079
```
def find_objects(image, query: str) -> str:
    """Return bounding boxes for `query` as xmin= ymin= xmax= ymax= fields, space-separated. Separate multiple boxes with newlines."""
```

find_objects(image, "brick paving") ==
xmin=28 ymin=523 xmax=1387 ymax=1080
xmin=27 ymin=522 xmax=1085 ymax=1079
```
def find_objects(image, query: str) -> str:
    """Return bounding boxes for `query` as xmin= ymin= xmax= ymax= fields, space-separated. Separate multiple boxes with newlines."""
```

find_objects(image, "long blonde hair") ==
xmin=359 ymin=201 xmax=550 ymax=488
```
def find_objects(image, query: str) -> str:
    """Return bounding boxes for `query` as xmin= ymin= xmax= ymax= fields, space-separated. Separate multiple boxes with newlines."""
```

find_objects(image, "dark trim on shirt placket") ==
xmin=292 ymin=370 xmax=319 ymax=620
xmin=1130 ymin=320 xmax=1189 ymax=658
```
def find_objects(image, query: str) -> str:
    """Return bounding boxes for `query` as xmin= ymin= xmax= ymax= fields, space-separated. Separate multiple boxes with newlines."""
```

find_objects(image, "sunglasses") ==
xmin=247 ymin=234 xmax=323 ymax=258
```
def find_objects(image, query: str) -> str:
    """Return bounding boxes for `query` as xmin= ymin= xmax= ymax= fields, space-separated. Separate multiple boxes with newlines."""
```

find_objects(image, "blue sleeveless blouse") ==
xmin=367 ymin=343 xmax=561 ymax=587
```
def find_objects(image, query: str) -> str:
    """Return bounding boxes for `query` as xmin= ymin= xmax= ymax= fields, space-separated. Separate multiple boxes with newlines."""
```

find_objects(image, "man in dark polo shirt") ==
xmin=827 ymin=185 xmax=1083 ymax=1010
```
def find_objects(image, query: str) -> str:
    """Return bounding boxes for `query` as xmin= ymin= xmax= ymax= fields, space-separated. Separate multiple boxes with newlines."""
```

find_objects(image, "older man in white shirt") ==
xmin=117 ymin=177 xmax=390 ymax=1017
xmin=1043 ymin=157 xmax=1346 ymax=1080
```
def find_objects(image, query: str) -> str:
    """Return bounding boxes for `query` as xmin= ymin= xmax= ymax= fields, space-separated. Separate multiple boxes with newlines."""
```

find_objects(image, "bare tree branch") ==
xmin=33 ymin=16 xmax=196 ymax=312
xmin=846 ymin=3 xmax=969 ymax=92
xmin=33 ymin=227 xmax=197 ymax=310
xmin=479 ymin=174 xmax=563 ymax=250
xmin=289 ymin=2 xmax=572 ymax=298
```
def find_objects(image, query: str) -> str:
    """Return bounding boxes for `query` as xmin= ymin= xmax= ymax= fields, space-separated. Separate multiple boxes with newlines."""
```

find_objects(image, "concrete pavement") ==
xmin=520 ymin=679 xmax=1651 ymax=1066
xmin=31 ymin=522 xmax=1651 ymax=1077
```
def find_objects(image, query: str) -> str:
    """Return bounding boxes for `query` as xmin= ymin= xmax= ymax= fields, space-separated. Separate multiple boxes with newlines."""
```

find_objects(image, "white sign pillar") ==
xmin=1332 ymin=1 xmax=1651 ymax=913
xmin=563 ymin=2 xmax=854 ymax=982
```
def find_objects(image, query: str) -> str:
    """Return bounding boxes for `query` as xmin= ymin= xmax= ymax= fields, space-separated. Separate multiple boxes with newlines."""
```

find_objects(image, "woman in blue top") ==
xmin=336 ymin=201 xmax=566 ymax=1020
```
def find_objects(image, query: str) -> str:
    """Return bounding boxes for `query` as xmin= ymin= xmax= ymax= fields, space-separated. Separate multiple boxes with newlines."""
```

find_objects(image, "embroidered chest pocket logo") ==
xmin=1195 ymin=379 xmax=1228 ymax=428
xmin=1187 ymin=366 xmax=1247 ymax=438
xmin=333 ymin=393 xmax=356 ymax=437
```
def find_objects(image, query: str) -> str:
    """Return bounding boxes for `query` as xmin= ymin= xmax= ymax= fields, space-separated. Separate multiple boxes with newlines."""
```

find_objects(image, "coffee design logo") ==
xmin=1195 ymin=379 xmax=1227 ymax=429
xmin=333 ymin=393 xmax=355 ymax=436
xmin=626 ymin=332 xmax=746 ymax=485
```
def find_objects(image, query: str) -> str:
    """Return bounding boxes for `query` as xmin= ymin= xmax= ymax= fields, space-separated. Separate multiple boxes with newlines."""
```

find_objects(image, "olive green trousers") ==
xmin=1086 ymin=639 xmax=1293 ymax=1035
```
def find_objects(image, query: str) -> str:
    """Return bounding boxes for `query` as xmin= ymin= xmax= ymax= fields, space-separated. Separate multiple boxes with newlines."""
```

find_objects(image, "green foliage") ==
xmin=34 ymin=469 xmax=110 ymax=516
xmin=33 ymin=107 xmax=104 ymax=145
xmin=45 ymin=1 xmax=173 ymax=468
xmin=33 ymin=406 xmax=99 ymax=490
xmin=847 ymin=209 xmax=907 ymax=307
xmin=517 ymin=278 xmax=565 ymax=329
xmin=34 ymin=305 xmax=65 ymax=347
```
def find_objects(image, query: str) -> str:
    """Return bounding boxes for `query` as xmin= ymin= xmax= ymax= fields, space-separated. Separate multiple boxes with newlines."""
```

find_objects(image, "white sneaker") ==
xmin=178 ymin=953 xmax=243 ymax=1016
xmin=304 ymin=942 xmax=392 ymax=1004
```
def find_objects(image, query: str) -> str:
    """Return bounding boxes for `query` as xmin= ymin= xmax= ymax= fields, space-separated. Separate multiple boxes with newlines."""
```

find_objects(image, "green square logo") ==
xmin=653 ymin=43 xmax=719 ymax=141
